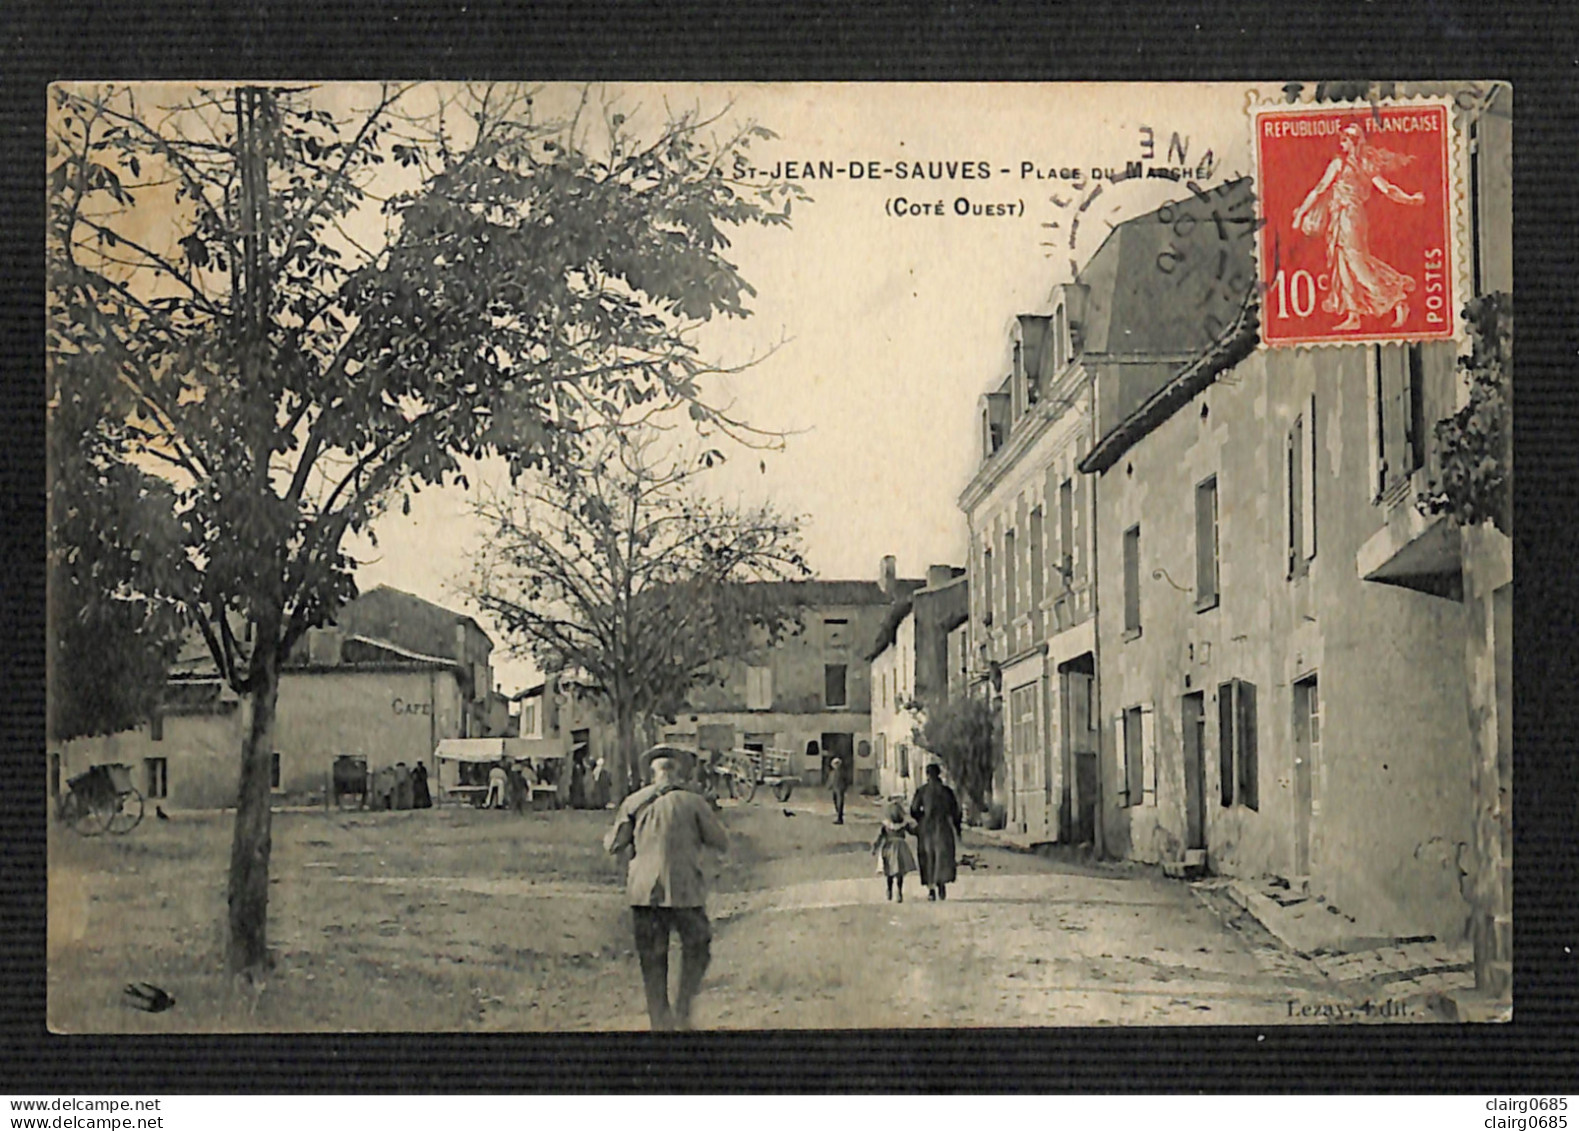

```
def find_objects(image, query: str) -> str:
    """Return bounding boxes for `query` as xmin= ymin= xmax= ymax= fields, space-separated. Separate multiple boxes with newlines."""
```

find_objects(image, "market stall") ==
xmin=433 ymin=738 xmax=567 ymax=808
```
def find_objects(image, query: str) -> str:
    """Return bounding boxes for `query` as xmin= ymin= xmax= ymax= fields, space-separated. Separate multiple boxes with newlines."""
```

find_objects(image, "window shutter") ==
xmin=1303 ymin=393 xmax=1318 ymax=561
xmin=1366 ymin=345 xmax=1385 ymax=499
xmin=1235 ymin=680 xmax=1259 ymax=811
xmin=1140 ymin=703 xmax=1157 ymax=804
xmin=1217 ymin=682 xmax=1235 ymax=807
xmin=1285 ymin=428 xmax=1298 ymax=577
xmin=1117 ymin=710 xmax=1134 ymax=806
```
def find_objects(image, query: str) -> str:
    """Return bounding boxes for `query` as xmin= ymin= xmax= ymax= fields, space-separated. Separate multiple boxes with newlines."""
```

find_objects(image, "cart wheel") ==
xmin=772 ymin=781 xmax=794 ymax=803
xmin=65 ymin=793 xmax=106 ymax=837
xmin=733 ymin=776 xmax=757 ymax=803
xmin=104 ymin=789 xmax=145 ymax=835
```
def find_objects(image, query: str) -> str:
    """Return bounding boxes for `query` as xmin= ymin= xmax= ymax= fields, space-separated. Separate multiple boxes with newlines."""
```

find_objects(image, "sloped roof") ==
xmin=748 ymin=578 xmax=924 ymax=607
xmin=1078 ymin=177 xmax=1255 ymax=358
xmin=329 ymin=585 xmax=492 ymax=659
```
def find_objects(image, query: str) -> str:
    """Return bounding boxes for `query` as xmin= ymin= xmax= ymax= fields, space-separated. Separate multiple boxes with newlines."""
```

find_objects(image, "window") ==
xmin=1218 ymin=679 xmax=1258 ymax=810
xmin=144 ymin=757 xmax=168 ymax=800
xmin=1054 ymin=303 xmax=1067 ymax=368
xmin=519 ymin=701 xmax=537 ymax=737
xmin=745 ymin=666 xmax=773 ymax=710
xmin=149 ymin=712 xmax=163 ymax=742
xmin=49 ymin=753 xmax=60 ymax=798
xmin=1004 ymin=529 xmax=1017 ymax=621
xmin=270 ymin=752 xmax=282 ymax=790
xmin=1058 ymin=479 xmax=1075 ymax=586
xmin=898 ymin=742 xmax=911 ymax=779
xmin=1370 ymin=346 xmax=1424 ymax=498
xmin=1029 ymin=507 xmax=1045 ymax=614
xmin=982 ymin=546 xmax=994 ymax=625
xmin=825 ymin=664 xmax=848 ymax=709
xmin=823 ymin=618 xmax=849 ymax=650
xmin=1196 ymin=476 xmax=1219 ymax=610
xmin=1122 ymin=525 xmax=1141 ymax=637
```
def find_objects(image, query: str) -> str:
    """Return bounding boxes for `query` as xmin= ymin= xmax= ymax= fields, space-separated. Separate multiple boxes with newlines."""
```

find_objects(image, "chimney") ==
xmin=926 ymin=564 xmax=955 ymax=591
xmin=879 ymin=555 xmax=897 ymax=596
xmin=307 ymin=627 xmax=342 ymax=666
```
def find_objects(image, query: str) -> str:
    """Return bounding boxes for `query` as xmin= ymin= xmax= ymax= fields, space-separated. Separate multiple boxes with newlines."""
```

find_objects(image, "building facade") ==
xmin=50 ymin=586 xmax=506 ymax=810
xmin=1079 ymin=87 xmax=1510 ymax=946
xmin=958 ymin=184 xmax=1254 ymax=845
xmin=666 ymin=561 xmax=920 ymax=790
xmin=870 ymin=565 xmax=968 ymax=799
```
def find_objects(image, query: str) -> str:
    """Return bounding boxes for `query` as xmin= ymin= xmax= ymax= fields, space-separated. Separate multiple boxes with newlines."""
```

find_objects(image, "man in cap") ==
xmin=603 ymin=746 xmax=728 ymax=1030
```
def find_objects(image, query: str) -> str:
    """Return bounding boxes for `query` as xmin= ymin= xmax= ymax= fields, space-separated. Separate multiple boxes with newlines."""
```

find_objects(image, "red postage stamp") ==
xmin=1251 ymin=99 xmax=1460 ymax=347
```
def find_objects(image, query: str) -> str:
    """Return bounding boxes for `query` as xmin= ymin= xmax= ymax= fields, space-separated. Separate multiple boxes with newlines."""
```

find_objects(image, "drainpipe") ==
xmin=1086 ymin=371 xmax=1106 ymax=858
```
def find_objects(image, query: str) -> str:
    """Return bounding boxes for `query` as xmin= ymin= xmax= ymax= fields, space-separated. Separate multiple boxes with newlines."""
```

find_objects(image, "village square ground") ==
xmin=47 ymin=795 xmax=1458 ymax=1032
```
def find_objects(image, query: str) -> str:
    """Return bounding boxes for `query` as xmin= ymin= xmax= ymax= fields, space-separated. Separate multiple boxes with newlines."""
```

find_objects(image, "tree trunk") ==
xmin=227 ymin=647 xmax=279 ymax=974
xmin=615 ymin=700 xmax=640 ymax=798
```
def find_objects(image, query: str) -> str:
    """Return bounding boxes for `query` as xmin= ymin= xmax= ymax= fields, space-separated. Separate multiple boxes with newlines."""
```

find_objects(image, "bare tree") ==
xmin=467 ymin=432 xmax=809 ymax=792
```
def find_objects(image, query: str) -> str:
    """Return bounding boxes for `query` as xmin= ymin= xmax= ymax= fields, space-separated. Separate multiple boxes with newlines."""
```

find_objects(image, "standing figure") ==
xmin=590 ymin=757 xmax=612 ymax=809
xmin=1291 ymin=122 xmax=1426 ymax=331
xmin=410 ymin=761 xmax=432 ymax=809
xmin=485 ymin=760 xmax=508 ymax=809
xmin=604 ymin=747 xmax=729 ymax=1031
xmin=828 ymin=756 xmax=848 ymax=825
xmin=570 ymin=752 xmax=588 ymax=810
xmin=872 ymin=800 xmax=918 ymax=902
xmin=507 ymin=758 xmax=530 ymax=814
xmin=910 ymin=761 xmax=962 ymax=901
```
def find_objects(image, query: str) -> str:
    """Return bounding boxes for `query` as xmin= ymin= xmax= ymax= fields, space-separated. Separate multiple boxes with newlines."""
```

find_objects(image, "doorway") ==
xmin=1182 ymin=691 xmax=1207 ymax=851
xmin=1060 ymin=657 xmax=1098 ymax=845
xmin=820 ymin=732 xmax=853 ymax=788
xmin=1292 ymin=674 xmax=1319 ymax=877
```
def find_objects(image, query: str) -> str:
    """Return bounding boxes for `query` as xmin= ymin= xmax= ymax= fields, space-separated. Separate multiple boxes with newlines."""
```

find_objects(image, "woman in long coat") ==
xmin=910 ymin=762 xmax=963 ymax=901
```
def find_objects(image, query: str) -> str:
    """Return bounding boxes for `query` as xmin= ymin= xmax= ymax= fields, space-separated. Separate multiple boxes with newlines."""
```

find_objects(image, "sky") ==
xmin=337 ymin=82 xmax=1264 ymax=692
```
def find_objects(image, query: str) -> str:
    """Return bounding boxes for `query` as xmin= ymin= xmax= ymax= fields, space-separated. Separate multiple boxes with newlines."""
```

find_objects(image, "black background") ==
xmin=3 ymin=0 xmax=1576 ymax=1094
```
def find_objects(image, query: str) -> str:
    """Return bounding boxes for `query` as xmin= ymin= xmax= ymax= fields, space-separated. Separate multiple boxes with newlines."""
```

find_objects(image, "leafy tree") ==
xmin=1418 ymin=292 xmax=1512 ymax=536
xmin=467 ymin=432 xmax=810 ymax=794
xmin=47 ymin=363 xmax=187 ymax=741
xmin=47 ymin=81 xmax=797 ymax=973
xmin=913 ymin=693 xmax=999 ymax=815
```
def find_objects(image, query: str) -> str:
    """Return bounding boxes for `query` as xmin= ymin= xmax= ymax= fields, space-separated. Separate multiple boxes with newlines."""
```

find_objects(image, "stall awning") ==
xmin=434 ymin=737 xmax=566 ymax=763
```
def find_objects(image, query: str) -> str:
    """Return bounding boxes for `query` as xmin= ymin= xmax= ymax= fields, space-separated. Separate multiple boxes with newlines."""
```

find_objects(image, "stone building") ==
xmin=1078 ymin=88 xmax=1510 ymax=947
xmin=664 ymin=560 xmax=921 ymax=790
xmin=869 ymin=565 xmax=967 ymax=799
xmin=49 ymin=585 xmax=508 ymax=810
xmin=958 ymin=182 xmax=1255 ymax=844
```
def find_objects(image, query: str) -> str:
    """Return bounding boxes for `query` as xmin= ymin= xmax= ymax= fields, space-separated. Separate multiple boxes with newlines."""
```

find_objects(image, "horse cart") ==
xmin=710 ymin=747 xmax=798 ymax=803
xmin=58 ymin=762 xmax=144 ymax=836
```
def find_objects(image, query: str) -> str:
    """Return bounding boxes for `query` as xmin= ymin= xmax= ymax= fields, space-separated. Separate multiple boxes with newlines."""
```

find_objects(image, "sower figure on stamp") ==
xmin=910 ymin=760 xmax=962 ymax=902
xmin=604 ymin=746 xmax=728 ymax=1031
xmin=1291 ymin=122 xmax=1426 ymax=331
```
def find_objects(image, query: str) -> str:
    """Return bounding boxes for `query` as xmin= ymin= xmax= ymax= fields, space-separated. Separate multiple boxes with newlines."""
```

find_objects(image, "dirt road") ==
xmin=48 ymin=792 xmax=1366 ymax=1032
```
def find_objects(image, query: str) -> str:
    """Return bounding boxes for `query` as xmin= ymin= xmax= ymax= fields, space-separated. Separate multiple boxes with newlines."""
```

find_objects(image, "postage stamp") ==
xmin=1250 ymin=97 xmax=1462 ymax=348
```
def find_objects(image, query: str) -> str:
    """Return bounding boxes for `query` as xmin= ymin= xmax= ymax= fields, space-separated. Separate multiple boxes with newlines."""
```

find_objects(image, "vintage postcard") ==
xmin=46 ymin=80 xmax=1511 ymax=1032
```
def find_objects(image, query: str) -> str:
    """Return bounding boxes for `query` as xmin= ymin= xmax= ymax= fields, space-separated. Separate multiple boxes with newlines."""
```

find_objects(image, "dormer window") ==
xmin=1054 ymin=304 xmax=1067 ymax=368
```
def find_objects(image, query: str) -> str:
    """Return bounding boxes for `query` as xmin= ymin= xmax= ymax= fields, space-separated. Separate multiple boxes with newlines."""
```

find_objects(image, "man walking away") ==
xmin=829 ymin=756 xmax=848 ymax=825
xmin=604 ymin=746 xmax=728 ymax=1031
xmin=485 ymin=759 xmax=507 ymax=809
xmin=911 ymin=761 xmax=962 ymax=901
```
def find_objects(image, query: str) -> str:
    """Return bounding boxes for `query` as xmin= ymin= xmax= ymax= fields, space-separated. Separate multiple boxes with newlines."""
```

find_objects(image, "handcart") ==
xmin=58 ymin=762 xmax=144 ymax=836
xmin=713 ymin=747 xmax=799 ymax=803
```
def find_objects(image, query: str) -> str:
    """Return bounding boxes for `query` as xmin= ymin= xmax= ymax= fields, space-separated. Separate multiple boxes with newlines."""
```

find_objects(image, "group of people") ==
xmin=824 ymin=753 xmax=963 ymax=903
xmin=482 ymin=753 xmax=614 ymax=811
xmin=869 ymin=762 xmax=963 ymax=903
xmin=605 ymin=745 xmax=966 ymax=1031
xmin=369 ymin=760 xmax=431 ymax=811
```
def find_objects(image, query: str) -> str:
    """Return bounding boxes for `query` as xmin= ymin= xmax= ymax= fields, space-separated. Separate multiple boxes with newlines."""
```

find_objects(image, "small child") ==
xmin=872 ymin=800 xmax=918 ymax=902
